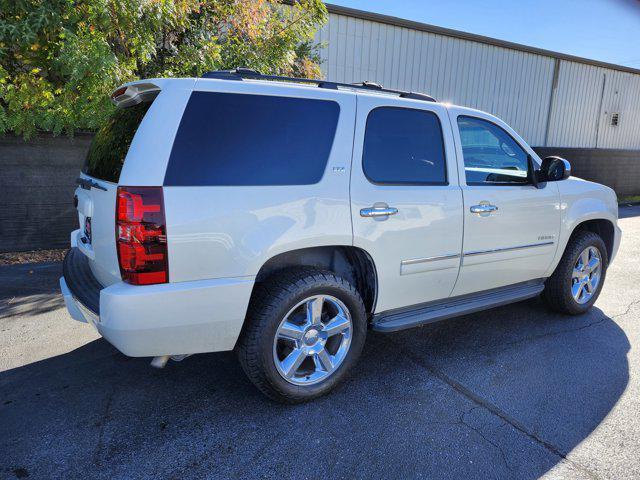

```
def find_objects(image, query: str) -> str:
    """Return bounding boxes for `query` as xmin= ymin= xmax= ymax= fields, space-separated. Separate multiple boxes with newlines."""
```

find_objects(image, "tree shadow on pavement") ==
xmin=0 ymin=293 xmax=64 ymax=318
xmin=0 ymin=262 xmax=63 ymax=318
xmin=0 ymin=297 xmax=629 ymax=480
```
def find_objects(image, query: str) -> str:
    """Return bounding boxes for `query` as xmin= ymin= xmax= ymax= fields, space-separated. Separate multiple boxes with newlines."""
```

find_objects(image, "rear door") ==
xmin=449 ymin=109 xmax=561 ymax=296
xmin=351 ymin=95 xmax=463 ymax=313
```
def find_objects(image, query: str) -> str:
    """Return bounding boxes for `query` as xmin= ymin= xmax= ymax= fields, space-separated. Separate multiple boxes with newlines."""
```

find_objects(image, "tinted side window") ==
xmin=457 ymin=116 xmax=529 ymax=185
xmin=83 ymin=101 xmax=152 ymax=182
xmin=362 ymin=107 xmax=447 ymax=185
xmin=164 ymin=92 xmax=340 ymax=186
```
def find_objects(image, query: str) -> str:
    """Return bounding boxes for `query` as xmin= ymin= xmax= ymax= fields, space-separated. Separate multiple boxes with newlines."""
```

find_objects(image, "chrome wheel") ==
xmin=273 ymin=295 xmax=352 ymax=386
xmin=571 ymin=246 xmax=602 ymax=304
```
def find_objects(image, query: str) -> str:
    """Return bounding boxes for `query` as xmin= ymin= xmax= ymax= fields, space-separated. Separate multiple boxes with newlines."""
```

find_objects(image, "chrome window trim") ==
xmin=400 ymin=242 xmax=554 ymax=265
xmin=401 ymin=253 xmax=461 ymax=266
xmin=464 ymin=241 xmax=554 ymax=257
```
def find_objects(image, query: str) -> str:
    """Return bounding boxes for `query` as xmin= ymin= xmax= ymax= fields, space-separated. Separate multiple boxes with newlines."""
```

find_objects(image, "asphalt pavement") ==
xmin=1 ymin=206 xmax=639 ymax=480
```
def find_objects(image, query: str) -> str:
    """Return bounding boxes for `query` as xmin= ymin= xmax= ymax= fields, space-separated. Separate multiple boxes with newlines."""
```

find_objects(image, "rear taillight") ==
xmin=116 ymin=186 xmax=168 ymax=285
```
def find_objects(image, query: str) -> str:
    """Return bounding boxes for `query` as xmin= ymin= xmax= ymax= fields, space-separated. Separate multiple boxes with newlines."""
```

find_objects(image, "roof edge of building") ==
xmin=325 ymin=3 xmax=640 ymax=76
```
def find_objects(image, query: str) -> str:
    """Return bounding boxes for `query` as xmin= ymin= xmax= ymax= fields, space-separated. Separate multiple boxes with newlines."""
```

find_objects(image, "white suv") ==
xmin=60 ymin=69 xmax=621 ymax=403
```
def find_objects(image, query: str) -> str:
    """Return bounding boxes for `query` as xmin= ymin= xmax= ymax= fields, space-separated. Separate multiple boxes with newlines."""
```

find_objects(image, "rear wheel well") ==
xmin=254 ymin=246 xmax=377 ymax=314
xmin=571 ymin=219 xmax=614 ymax=260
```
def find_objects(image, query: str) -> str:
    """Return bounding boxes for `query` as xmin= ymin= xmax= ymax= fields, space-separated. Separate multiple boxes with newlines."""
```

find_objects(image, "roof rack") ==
xmin=201 ymin=68 xmax=436 ymax=102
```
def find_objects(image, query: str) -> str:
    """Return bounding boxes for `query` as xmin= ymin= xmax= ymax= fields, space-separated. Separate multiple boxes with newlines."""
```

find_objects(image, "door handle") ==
xmin=470 ymin=204 xmax=498 ymax=214
xmin=360 ymin=206 xmax=398 ymax=218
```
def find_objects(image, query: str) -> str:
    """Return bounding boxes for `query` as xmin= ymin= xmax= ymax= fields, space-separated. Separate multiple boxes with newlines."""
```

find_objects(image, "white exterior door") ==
xmin=350 ymin=95 xmax=464 ymax=313
xmin=449 ymin=108 xmax=561 ymax=296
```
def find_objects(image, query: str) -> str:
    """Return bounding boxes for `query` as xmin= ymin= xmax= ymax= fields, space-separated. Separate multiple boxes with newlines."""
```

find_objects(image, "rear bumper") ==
xmin=60 ymin=248 xmax=254 ymax=357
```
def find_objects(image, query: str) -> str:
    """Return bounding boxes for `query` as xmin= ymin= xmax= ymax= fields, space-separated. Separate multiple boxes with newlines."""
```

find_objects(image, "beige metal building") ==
xmin=316 ymin=4 xmax=640 ymax=152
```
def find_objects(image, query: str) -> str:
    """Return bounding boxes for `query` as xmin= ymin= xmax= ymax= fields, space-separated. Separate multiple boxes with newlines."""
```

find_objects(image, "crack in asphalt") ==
xmin=611 ymin=299 xmax=640 ymax=319
xmin=459 ymin=406 xmax=513 ymax=473
xmin=384 ymin=335 xmax=601 ymax=480
xmin=474 ymin=295 xmax=640 ymax=353
xmin=93 ymin=386 xmax=115 ymax=469
xmin=486 ymin=316 xmax=608 ymax=351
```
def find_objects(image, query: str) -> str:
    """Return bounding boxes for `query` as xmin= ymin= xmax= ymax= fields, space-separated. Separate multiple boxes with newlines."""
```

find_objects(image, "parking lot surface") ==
xmin=1 ymin=206 xmax=639 ymax=480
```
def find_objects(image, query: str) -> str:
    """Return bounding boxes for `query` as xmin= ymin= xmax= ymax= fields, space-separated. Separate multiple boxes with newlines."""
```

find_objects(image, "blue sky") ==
xmin=328 ymin=0 xmax=640 ymax=68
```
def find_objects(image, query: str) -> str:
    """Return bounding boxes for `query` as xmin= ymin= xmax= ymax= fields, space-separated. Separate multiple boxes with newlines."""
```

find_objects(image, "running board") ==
xmin=371 ymin=280 xmax=545 ymax=333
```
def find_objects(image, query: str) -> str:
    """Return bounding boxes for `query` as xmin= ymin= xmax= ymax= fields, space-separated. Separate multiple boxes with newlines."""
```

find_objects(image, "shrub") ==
xmin=0 ymin=0 xmax=327 ymax=138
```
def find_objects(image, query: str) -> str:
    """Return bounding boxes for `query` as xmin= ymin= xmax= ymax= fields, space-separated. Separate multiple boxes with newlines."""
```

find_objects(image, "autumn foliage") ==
xmin=0 ymin=0 xmax=327 ymax=138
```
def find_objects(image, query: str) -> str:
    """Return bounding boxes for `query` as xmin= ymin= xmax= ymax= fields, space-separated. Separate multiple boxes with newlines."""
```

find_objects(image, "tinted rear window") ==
xmin=83 ymin=101 xmax=152 ymax=183
xmin=362 ymin=107 xmax=447 ymax=185
xmin=164 ymin=92 xmax=340 ymax=186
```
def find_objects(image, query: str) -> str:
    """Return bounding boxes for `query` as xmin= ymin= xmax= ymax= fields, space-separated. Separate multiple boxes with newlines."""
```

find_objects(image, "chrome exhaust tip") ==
xmin=150 ymin=354 xmax=192 ymax=368
xmin=150 ymin=355 xmax=171 ymax=369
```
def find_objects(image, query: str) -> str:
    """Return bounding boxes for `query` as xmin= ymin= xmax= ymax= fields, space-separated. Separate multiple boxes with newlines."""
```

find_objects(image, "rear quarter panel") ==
xmin=164 ymin=80 xmax=357 ymax=282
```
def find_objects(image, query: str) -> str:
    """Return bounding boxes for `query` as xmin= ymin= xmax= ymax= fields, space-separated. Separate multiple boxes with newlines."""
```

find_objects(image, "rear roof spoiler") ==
xmin=111 ymin=82 xmax=160 ymax=108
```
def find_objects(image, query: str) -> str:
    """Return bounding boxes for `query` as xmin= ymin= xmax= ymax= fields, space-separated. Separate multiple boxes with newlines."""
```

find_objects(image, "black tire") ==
xmin=543 ymin=230 xmax=608 ymax=315
xmin=236 ymin=268 xmax=367 ymax=404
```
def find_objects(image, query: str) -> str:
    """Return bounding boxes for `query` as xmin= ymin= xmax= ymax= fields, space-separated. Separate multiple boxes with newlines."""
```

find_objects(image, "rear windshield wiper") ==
xmin=76 ymin=177 xmax=107 ymax=191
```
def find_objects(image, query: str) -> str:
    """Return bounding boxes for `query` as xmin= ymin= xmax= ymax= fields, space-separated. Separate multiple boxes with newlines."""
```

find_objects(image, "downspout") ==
xmin=543 ymin=58 xmax=560 ymax=147
xmin=595 ymin=73 xmax=607 ymax=149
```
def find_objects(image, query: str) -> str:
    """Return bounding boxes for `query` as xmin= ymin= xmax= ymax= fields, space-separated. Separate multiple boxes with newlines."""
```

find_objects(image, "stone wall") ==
xmin=0 ymin=134 xmax=638 ymax=252
xmin=0 ymin=134 xmax=92 ymax=252
xmin=533 ymin=147 xmax=640 ymax=196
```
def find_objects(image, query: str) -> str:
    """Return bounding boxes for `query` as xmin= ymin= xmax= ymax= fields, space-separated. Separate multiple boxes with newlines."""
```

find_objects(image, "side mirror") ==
xmin=540 ymin=156 xmax=571 ymax=182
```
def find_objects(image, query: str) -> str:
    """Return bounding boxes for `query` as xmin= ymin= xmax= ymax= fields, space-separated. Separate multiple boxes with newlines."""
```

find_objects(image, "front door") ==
xmin=449 ymin=110 xmax=561 ymax=296
xmin=350 ymin=96 xmax=463 ymax=313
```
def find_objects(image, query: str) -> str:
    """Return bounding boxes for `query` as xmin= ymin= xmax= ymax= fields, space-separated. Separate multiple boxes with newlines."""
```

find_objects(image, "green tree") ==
xmin=0 ymin=0 xmax=327 ymax=138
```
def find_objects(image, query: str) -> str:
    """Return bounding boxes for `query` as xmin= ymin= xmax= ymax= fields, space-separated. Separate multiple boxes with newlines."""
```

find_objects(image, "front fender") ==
xmin=544 ymin=178 xmax=619 ymax=276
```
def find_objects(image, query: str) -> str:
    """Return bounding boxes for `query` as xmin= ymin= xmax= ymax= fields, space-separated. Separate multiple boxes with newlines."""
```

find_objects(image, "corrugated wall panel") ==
xmin=596 ymin=70 xmax=640 ymax=149
xmin=547 ymin=62 xmax=640 ymax=149
xmin=318 ymin=13 xmax=555 ymax=145
xmin=547 ymin=62 xmax=605 ymax=148
xmin=316 ymin=12 xmax=640 ymax=149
